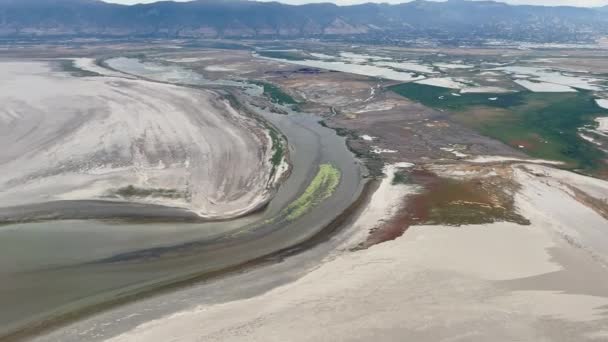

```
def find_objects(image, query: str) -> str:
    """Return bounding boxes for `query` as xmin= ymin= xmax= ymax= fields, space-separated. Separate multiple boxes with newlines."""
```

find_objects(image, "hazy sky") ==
xmin=103 ymin=0 xmax=608 ymax=7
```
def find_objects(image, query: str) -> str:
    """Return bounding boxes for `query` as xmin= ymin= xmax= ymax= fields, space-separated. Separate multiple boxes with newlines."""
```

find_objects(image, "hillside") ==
xmin=0 ymin=0 xmax=607 ymax=42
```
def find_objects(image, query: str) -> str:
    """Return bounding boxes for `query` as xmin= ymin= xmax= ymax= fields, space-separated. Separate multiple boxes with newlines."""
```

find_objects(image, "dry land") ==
xmin=0 ymin=59 xmax=279 ymax=221
xmin=3 ymin=41 xmax=608 ymax=342
xmin=103 ymin=162 xmax=608 ymax=342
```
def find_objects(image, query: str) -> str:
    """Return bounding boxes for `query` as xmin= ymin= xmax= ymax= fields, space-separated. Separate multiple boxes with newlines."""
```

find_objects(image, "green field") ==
xmin=390 ymin=83 xmax=608 ymax=172
xmin=252 ymin=81 xmax=299 ymax=107
xmin=390 ymin=83 xmax=527 ymax=110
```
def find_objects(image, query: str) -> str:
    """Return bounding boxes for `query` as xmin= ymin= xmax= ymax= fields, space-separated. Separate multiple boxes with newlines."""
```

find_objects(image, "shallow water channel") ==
xmin=0 ymin=58 xmax=365 ymax=339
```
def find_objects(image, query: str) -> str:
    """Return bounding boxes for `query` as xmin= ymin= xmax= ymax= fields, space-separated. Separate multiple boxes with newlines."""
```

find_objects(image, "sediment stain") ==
xmin=358 ymin=166 xmax=530 ymax=249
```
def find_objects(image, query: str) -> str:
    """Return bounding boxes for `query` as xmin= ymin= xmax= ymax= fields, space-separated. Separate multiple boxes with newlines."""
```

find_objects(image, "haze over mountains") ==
xmin=1 ymin=0 xmax=608 ymax=42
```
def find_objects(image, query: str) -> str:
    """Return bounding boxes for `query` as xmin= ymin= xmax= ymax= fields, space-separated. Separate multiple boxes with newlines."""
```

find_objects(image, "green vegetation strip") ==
xmin=390 ymin=83 xmax=608 ymax=172
xmin=252 ymin=81 xmax=299 ymax=106
xmin=283 ymin=164 xmax=341 ymax=221
xmin=268 ymin=127 xmax=285 ymax=167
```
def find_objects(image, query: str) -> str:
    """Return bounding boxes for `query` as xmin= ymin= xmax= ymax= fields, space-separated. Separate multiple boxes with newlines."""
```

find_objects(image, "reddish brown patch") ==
xmin=593 ymin=161 xmax=608 ymax=180
xmin=355 ymin=170 xmax=437 ymax=249
xmin=355 ymin=166 xmax=528 ymax=250
xmin=568 ymin=185 xmax=608 ymax=221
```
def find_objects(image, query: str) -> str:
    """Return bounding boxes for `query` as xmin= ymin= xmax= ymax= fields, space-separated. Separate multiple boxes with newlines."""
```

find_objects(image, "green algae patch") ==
xmin=284 ymin=164 xmax=341 ymax=221
xmin=268 ymin=126 xmax=285 ymax=167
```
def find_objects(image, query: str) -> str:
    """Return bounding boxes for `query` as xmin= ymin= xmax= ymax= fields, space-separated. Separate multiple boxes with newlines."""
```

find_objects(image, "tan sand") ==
xmin=105 ymin=163 xmax=608 ymax=342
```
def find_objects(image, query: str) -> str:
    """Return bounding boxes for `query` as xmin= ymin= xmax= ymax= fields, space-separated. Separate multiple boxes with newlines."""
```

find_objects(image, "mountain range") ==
xmin=1 ymin=0 xmax=608 ymax=42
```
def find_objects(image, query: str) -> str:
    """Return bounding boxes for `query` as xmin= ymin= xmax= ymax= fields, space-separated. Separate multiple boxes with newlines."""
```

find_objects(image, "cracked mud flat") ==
xmin=0 ymin=60 xmax=277 ymax=221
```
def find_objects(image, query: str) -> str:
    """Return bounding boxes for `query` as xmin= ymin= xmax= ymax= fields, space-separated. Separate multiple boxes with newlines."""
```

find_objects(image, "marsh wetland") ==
xmin=2 ymin=40 xmax=608 ymax=342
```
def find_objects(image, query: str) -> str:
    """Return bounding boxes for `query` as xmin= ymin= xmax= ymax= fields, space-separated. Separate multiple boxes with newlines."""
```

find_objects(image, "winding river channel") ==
xmin=0 ymin=58 xmax=366 ymax=340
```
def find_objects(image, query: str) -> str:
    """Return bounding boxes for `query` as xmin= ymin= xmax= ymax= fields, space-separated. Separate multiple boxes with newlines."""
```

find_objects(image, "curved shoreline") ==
xmin=0 ymin=60 xmax=291 ymax=225
xmin=0 ymin=56 xmax=369 ymax=341
xmin=0 ymin=179 xmax=378 ymax=342
xmin=0 ymin=59 xmax=279 ymax=222
xmin=0 ymin=200 xmax=207 ymax=225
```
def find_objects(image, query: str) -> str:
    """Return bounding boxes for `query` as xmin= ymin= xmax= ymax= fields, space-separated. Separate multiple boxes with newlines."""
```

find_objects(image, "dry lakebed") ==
xmin=1 ymin=41 xmax=608 ymax=342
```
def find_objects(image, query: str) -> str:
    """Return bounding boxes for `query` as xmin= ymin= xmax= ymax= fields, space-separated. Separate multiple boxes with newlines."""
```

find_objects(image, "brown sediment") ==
xmin=0 ymin=179 xmax=379 ymax=342
xmin=592 ymin=163 xmax=608 ymax=181
xmin=568 ymin=185 xmax=608 ymax=221
xmin=355 ymin=169 xmax=435 ymax=249
xmin=357 ymin=165 xmax=531 ymax=250
xmin=357 ymin=198 xmax=420 ymax=249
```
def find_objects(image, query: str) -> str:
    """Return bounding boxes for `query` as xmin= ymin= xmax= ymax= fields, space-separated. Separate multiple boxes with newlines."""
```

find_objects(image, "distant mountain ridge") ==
xmin=1 ymin=0 xmax=608 ymax=42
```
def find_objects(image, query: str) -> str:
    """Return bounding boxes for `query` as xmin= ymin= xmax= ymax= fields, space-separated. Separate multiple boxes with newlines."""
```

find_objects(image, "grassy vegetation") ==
xmin=390 ymin=83 xmax=608 ymax=172
xmin=268 ymin=127 xmax=285 ymax=167
xmin=222 ymin=92 xmax=286 ymax=170
xmin=252 ymin=81 xmax=299 ymax=107
xmin=390 ymin=83 xmax=526 ymax=110
xmin=112 ymin=185 xmax=188 ymax=199
xmin=392 ymin=170 xmax=411 ymax=185
xmin=283 ymin=164 xmax=341 ymax=221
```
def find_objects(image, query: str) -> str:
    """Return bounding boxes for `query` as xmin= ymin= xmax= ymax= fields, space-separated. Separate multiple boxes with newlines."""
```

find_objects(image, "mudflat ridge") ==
xmin=0 ymin=61 xmax=277 ymax=220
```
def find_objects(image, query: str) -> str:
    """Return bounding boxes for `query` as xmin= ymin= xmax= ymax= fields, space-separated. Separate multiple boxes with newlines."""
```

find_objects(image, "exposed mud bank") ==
xmin=0 ymin=56 xmax=367 ymax=340
xmin=0 ymin=60 xmax=279 ymax=221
